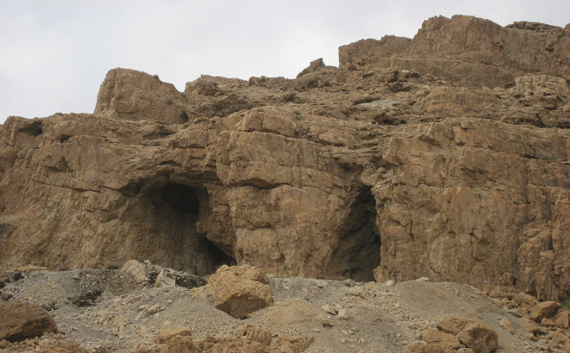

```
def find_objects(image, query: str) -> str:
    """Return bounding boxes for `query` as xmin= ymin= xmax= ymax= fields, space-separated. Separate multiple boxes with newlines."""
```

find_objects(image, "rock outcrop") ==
xmin=1 ymin=15 xmax=570 ymax=301
xmin=340 ymin=15 xmax=570 ymax=88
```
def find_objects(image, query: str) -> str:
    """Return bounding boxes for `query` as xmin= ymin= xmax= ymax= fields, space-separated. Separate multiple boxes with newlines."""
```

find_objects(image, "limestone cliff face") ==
xmin=339 ymin=15 xmax=570 ymax=88
xmin=1 ymin=15 xmax=570 ymax=300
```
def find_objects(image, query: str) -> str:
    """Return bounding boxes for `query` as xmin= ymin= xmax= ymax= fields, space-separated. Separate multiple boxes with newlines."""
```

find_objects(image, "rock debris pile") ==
xmin=2 ymin=264 xmax=570 ymax=353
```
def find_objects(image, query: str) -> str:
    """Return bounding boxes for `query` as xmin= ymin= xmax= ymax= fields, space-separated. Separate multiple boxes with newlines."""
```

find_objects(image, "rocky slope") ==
xmin=1 ymin=15 xmax=570 ymax=305
xmin=1 ymin=265 xmax=568 ymax=353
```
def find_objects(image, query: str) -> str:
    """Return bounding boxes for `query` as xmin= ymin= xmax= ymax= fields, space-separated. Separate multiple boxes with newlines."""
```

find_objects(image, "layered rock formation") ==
xmin=1 ymin=15 xmax=570 ymax=301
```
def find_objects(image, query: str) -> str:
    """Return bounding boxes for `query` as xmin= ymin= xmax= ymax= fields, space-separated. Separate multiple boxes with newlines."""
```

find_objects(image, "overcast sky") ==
xmin=1 ymin=1 xmax=569 ymax=124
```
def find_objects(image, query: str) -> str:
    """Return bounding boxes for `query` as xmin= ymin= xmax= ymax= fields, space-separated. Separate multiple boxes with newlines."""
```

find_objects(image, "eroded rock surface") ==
xmin=1 ymin=15 xmax=570 ymax=301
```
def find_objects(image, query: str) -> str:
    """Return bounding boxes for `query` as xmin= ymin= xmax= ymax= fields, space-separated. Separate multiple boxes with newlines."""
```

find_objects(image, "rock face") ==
xmin=1 ymin=15 xmax=570 ymax=301
xmin=340 ymin=15 xmax=570 ymax=88
xmin=0 ymin=301 xmax=57 ymax=342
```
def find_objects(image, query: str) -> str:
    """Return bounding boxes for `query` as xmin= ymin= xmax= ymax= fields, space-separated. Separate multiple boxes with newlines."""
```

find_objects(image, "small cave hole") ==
xmin=179 ymin=111 xmax=189 ymax=123
xmin=204 ymin=238 xmax=236 ymax=269
xmin=59 ymin=134 xmax=72 ymax=143
xmin=18 ymin=121 xmax=43 ymax=136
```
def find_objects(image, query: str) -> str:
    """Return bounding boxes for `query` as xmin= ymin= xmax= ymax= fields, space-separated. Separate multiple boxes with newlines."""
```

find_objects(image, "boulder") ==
xmin=556 ymin=309 xmax=570 ymax=328
xmin=205 ymin=265 xmax=273 ymax=319
xmin=455 ymin=323 xmax=498 ymax=353
xmin=436 ymin=316 xmax=476 ymax=335
xmin=435 ymin=316 xmax=498 ymax=353
xmin=529 ymin=301 xmax=560 ymax=322
xmin=421 ymin=328 xmax=462 ymax=350
xmin=0 ymin=301 xmax=57 ymax=342
xmin=548 ymin=328 xmax=569 ymax=345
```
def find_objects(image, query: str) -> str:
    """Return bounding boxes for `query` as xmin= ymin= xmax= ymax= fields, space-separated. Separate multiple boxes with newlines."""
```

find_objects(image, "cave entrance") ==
xmin=326 ymin=187 xmax=381 ymax=282
xmin=142 ymin=183 xmax=234 ymax=275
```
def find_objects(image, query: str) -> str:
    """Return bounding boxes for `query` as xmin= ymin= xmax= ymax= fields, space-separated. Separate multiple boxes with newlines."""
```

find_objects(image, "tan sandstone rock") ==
xmin=556 ymin=309 xmax=570 ymax=328
xmin=435 ymin=316 xmax=498 ymax=353
xmin=455 ymin=323 xmax=498 ymax=353
xmin=0 ymin=301 xmax=57 ymax=342
xmin=420 ymin=328 xmax=462 ymax=350
xmin=204 ymin=265 xmax=273 ymax=319
xmin=530 ymin=301 xmax=561 ymax=322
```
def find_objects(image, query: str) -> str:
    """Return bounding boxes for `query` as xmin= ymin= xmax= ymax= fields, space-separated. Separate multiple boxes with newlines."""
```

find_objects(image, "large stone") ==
xmin=548 ymin=328 xmax=569 ymax=345
xmin=205 ymin=265 xmax=273 ymax=319
xmin=420 ymin=328 xmax=462 ymax=350
xmin=437 ymin=316 xmax=477 ymax=335
xmin=436 ymin=316 xmax=498 ymax=353
xmin=530 ymin=301 xmax=561 ymax=322
xmin=0 ymin=301 xmax=57 ymax=342
xmin=455 ymin=323 xmax=498 ymax=353
xmin=556 ymin=309 xmax=570 ymax=328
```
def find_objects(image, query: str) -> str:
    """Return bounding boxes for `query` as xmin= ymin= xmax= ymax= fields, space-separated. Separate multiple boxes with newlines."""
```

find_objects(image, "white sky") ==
xmin=1 ymin=1 xmax=569 ymax=124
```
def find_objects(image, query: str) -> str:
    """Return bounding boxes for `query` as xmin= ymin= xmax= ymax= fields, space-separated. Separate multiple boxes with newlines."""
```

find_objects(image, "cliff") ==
xmin=1 ymin=15 xmax=570 ymax=301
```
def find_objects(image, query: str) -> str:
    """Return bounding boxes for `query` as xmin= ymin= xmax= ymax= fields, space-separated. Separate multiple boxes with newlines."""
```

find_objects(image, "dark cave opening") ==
xmin=142 ymin=183 xmax=234 ymax=275
xmin=160 ymin=184 xmax=200 ymax=215
xmin=204 ymin=238 xmax=236 ymax=268
xmin=327 ymin=187 xmax=381 ymax=282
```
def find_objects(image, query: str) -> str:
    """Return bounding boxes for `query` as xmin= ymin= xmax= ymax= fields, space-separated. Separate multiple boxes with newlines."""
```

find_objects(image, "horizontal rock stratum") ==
xmin=1 ymin=15 xmax=570 ymax=301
